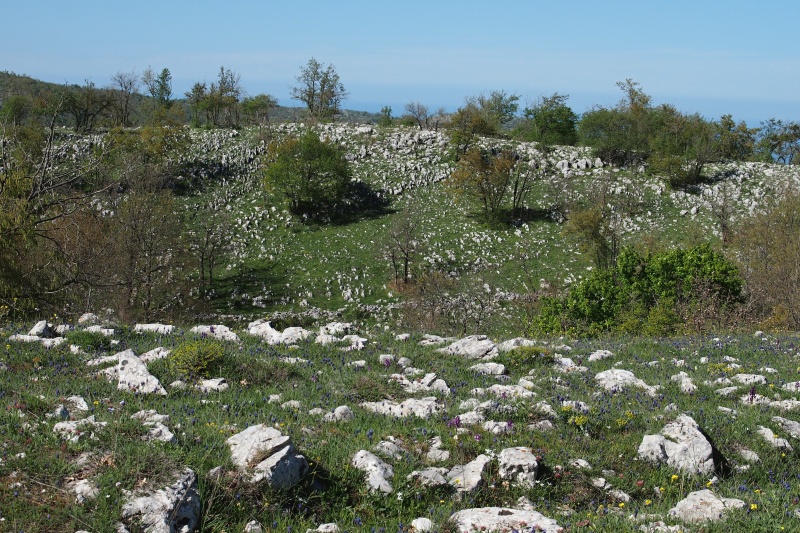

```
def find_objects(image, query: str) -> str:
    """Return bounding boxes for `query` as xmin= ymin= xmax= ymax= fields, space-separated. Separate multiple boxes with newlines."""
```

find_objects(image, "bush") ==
xmin=530 ymin=244 xmax=743 ymax=336
xmin=733 ymin=190 xmax=800 ymax=330
xmin=263 ymin=130 xmax=352 ymax=220
xmin=170 ymin=340 xmax=224 ymax=379
xmin=64 ymin=330 xmax=113 ymax=352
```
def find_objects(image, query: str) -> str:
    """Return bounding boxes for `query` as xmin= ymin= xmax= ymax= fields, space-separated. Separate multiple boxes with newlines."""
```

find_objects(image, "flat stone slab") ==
xmin=450 ymin=507 xmax=561 ymax=533
xmin=668 ymin=489 xmax=744 ymax=522
xmin=437 ymin=335 xmax=499 ymax=360
xmin=360 ymin=397 xmax=441 ymax=419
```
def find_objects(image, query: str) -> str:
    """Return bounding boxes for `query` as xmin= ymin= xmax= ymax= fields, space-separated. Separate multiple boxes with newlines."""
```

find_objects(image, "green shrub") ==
xmin=64 ymin=330 xmax=112 ymax=352
xmin=531 ymin=244 xmax=743 ymax=336
xmin=170 ymin=340 xmax=224 ymax=379
xmin=495 ymin=345 xmax=554 ymax=371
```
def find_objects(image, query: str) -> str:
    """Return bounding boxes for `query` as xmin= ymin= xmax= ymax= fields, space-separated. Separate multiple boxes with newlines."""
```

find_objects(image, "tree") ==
xmin=448 ymin=146 xmax=517 ymax=220
xmin=0 ymin=93 xmax=117 ymax=314
xmin=378 ymin=105 xmax=393 ymax=127
xmin=404 ymin=101 xmax=430 ymax=129
xmin=63 ymin=80 xmax=113 ymax=132
xmin=579 ymin=79 xmax=653 ymax=166
xmin=290 ymin=58 xmax=348 ymax=121
xmin=382 ymin=208 xmax=423 ymax=285
xmin=648 ymin=108 xmax=719 ymax=188
xmin=515 ymin=93 xmax=578 ymax=146
xmin=477 ymin=90 xmax=519 ymax=129
xmin=755 ymin=118 xmax=800 ymax=164
xmin=204 ymin=66 xmax=243 ymax=127
xmin=185 ymin=82 xmax=208 ymax=127
xmin=142 ymin=67 xmax=172 ymax=108
xmin=263 ymin=130 xmax=352 ymax=219
xmin=716 ymin=114 xmax=757 ymax=162
xmin=241 ymin=93 xmax=277 ymax=137
xmin=109 ymin=70 xmax=140 ymax=128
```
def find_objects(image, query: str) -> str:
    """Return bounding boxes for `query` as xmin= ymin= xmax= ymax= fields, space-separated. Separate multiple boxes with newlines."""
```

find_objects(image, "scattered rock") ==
xmin=115 ymin=350 xmax=167 ymax=396
xmin=190 ymin=324 xmax=239 ymax=342
xmin=667 ymin=489 xmax=744 ymax=522
xmin=322 ymin=405 xmax=355 ymax=423
xmin=352 ymin=450 xmax=394 ymax=493
xmin=637 ymin=414 xmax=725 ymax=475
xmin=596 ymin=369 xmax=657 ymax=396
xmin=437 ymin=335 xmax=499 ymax=360
xmin=360 ymin=397 xmax=441 ymax=418
xmin=119 ymin=468 xmax=201 ymax=533
xmin=497 ymin=338 xmax=537 ymax=352
xmin=448 ymin=454 xmax=491 ymax=493
xmin=226 ymin=425 xmax=308 ymax=487
xmin=498 ymin=447 xmax=538 ymax=488
xmin=134 ymin=323 xmax=175 ymax=335
xmin=450 ymin=506 xmax=561 ymax=533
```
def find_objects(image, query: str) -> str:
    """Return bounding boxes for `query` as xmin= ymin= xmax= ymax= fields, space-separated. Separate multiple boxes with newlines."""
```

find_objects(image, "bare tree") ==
xmin=110 ymin=70 xmax=140 ymax=127
xmin=404 ymin=101 xmax=430 ymax=129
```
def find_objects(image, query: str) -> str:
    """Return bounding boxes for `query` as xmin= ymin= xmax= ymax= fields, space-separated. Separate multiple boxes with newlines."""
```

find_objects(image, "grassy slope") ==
xmin=2 ymin=327 xmax=800 ymax=531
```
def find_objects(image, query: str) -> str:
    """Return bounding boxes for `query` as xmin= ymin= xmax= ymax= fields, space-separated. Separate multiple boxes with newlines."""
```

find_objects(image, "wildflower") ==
xmin=750 ymin=503 xmax=758 ymax=511
xmin=618 ymin=502 xmax=625 ymax=508
xmin=671 ymin=474 xmax=679 ymax=482
xmin=644 ymin=499 xmax=652 ymax=506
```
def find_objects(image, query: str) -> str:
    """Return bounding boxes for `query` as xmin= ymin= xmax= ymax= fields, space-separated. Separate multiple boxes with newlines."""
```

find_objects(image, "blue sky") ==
xmin=3 ymin=0 xmax=799 ymax=124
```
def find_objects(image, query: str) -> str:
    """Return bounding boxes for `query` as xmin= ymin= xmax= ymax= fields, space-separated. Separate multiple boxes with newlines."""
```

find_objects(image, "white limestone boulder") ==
xmin=437 ymin=335 xmax=499 ymax=360
xmin=668 ymin=489 xmax=744 ymax=522
xmin=637 ymin=414 xmax=723 ymax=475
xmin=119 ymin=468 xmax=201 ymax=533
xmin=450 ymin=507 xmax=561 ymax=533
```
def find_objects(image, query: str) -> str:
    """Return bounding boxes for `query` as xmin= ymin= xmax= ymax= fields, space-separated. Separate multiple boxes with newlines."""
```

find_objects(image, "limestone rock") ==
xmin=67 ymin=478 xmax=99 ymax=504
xmin=757 ymin=426 xmax=793 ymax=450
xmin=226 ymin=425 xmax=308 ymax=487
xmin=319 ymin=322 xmax=352 ymax=336
xmin=360 ymin=397 xmax=441 ymax=419
xmin=322 ymin=405 xmax=354 ymax=423
xmin=410 ymin=517 xmax=433 ymax=532
xmin=407 ymin=467 xmax=449 ymax=487
xmin=497 ymin=338 xmax=537 ymax=352
xmin=498 ymin=447 xmax=538 ymax=488
xmin=196 ymin=378 xmax=229 ymax=393
xmin=772 ymin=416 xmax=800 ymax=439
xmin=596 ymin=369 xmax=656 ymax=396
xmin=29 ymin=320 xmax=55 ymax=338
xmin=352 ymin=450 xmax=393 ymax=493
xmin=247 ymin=320 xmax=314 ymax=345
xmin=190 ymin=324 xmax=239 ymax=342
xmin=667 ymin=489 xmax=744 ymax=522
xmin=437 ymin=335 xmax=499 ymax=360
xmin=448 ymin=454 xmax=491 ymax=493
xmin=470 ymin=362 xmax=506 ymax=376
xmin=450 ymin=507 xmax=561 ymax=533
xmin=120 ymin=468 xmax=201 ymax=533
xmin=134 ymin=323 xmax=175 ymax=335
xmin=116 ymin=350 xmax=167 ymax=395
xmin=637 ymin=414 xmax=724 ymax=475
xmin=53 ymin=415 xmax=107 ymax=443
xmin=588 ymin=349 xmax=613 ymax=362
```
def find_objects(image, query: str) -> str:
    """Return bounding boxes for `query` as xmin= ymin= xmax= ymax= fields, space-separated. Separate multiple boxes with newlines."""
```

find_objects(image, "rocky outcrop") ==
xmin=638 ymin=414 xmax=726 ymax=475
xmin=119 ymin=468 xmax=201 ymax=533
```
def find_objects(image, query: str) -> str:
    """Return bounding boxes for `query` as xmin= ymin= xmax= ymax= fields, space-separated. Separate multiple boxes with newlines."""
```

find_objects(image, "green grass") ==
xmin=2 ymin=326 xmax=800 ymax=531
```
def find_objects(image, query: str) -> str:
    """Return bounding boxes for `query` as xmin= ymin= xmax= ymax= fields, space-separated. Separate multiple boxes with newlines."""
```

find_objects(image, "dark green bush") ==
xmin=170 ymin=340 xmax=224 ymax=379
xmin=531 ymin=244 xmax=743 ymax=336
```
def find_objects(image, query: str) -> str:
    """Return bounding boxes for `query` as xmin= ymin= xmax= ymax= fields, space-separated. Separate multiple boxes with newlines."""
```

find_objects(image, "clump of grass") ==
xmin=64 ymin=329 xmax=113 ymax=352
xmin=170 ymin=340 xmax=225 ymax=379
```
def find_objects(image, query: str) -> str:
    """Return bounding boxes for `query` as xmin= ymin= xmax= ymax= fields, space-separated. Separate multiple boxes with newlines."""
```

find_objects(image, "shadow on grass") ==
xmin=208 ymin=260 xmax=291 ymax=315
